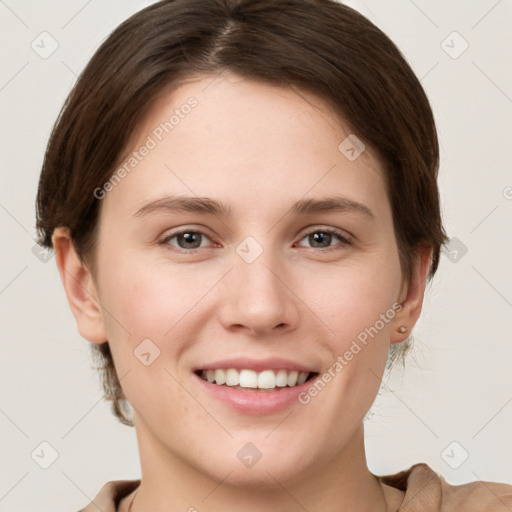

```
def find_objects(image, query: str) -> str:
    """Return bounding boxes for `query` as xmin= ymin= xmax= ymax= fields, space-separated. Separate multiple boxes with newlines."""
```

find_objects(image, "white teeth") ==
xmin=297 ymin=371 xmax=308 ymax=385
xmin=275 ymin=369 xmax=288 ymax=387
xmin=239 ymin=369 xmax=258 ymax=388
xmin=287 ymin=370 xmax=299 ymax=387
xmin=257 ymin=370 xmax=276 ymax=389
xmin=200 ymin=368 xmax=311 ymax=389
xmin=225 ymin=368 xmax=239 ymax=386
xmin=214 ymin=369 xmax=226 ymax=385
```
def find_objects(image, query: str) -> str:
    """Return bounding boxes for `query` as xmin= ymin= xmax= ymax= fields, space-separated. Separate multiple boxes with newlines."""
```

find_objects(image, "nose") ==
xmin=217 ymin=249 xmax=300 ymax=337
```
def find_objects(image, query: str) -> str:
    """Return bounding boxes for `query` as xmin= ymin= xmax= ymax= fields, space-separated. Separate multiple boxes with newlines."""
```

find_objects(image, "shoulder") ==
xmin=437 ymin=467 xmax=512 ymax=512
xmin=378 ymin=463 xmax=512 ymax=512
xmin=77 ymin=479 xmax=140 ymax=512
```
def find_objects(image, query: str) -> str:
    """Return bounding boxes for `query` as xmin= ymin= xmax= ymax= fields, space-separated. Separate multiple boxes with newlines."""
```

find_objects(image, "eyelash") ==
xmin=158 ymin=227 xmax=352 ymax=254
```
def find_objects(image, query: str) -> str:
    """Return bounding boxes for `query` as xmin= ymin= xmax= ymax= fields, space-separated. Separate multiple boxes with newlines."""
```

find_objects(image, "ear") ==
xmin=390 ymin=244 xmax=433 ymax=344
xmin=52 ymin=227 xmax=107 ymax=344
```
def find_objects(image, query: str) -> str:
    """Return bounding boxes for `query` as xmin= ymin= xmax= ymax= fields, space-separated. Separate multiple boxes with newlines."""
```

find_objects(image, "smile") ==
xmin=193 ymin=357 xmax=321 ymax=414
xmin=197 ymin=368 xmax=317 ymax=390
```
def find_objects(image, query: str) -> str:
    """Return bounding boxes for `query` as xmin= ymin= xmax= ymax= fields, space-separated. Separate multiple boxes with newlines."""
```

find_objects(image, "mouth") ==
xmin=195 ymin=368 xmax=319 ymax=392
xmin=192 ymin=357 xmax=321 ymax=414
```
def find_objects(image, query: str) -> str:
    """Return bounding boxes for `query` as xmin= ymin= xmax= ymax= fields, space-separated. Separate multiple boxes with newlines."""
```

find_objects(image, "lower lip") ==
xmin=194 ymin=373 xmax=317 ymax=415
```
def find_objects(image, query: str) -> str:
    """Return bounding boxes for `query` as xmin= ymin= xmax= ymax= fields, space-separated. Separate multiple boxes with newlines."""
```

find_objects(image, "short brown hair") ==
xmin=36 ymin=0 xmax=448 ymax=426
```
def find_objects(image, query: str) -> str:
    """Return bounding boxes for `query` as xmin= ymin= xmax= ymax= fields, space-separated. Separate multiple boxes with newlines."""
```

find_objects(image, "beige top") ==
xmin=78 ymin=463 xmax=512 ymax=511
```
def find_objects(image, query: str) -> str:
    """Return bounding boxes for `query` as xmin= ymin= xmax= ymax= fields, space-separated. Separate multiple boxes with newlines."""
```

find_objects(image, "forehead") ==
xmin=101 ymin=73 xmax=389 ymax=223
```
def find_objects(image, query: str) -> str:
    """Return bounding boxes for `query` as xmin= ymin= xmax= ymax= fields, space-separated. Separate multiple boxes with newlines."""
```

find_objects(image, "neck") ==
xmin=127 ymin=420 xmax=391 ymax=512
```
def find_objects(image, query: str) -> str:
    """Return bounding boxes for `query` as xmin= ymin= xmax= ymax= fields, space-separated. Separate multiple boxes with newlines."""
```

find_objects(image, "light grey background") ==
xmin=0 ymin=0 xmax=511 ymax=510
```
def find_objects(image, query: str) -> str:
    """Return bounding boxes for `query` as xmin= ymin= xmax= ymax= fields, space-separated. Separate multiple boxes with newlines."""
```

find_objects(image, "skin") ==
xmin=53 ymin=72 xmax=432 ymax=512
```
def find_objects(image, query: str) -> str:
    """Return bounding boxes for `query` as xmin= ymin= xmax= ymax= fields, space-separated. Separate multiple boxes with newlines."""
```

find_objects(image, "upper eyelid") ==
xmin=301 ymin=225 xmax=351 ymax=237
xmin=160 ymin=226 xmax=215 ymax=242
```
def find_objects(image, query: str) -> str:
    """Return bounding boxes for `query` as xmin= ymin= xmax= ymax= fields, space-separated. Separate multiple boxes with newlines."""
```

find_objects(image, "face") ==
xmin=89 ymin=73 xmax=408 ymax=485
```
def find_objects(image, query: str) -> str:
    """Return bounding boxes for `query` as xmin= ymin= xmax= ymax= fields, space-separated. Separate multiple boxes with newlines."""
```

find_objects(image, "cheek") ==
xmin=99 ymin=255 xmax=213 ymax=339
xmin=309 ymin=251 xmax=402 ymax=344
xmin=301 ymin=252 xmax=401 ymax=410
xmin=95 ymin=260 xmax=208 ymax=423
xmin=95 ymin=255 xmax=230 ymax=399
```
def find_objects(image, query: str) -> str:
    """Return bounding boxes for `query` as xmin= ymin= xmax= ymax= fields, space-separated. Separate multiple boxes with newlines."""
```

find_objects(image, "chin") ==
xmin=188 ymin=437 xmax=319 ymax=489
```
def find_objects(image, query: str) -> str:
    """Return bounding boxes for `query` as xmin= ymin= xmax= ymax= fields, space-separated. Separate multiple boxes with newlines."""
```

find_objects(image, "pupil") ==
xmin=179 ymin=232 xmax=201 ymax=248
xmin=310 ymin=232 xmax=331 ymax=248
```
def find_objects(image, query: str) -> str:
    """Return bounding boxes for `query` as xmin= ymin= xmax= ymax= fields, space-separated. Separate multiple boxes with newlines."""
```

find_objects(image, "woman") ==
xmin=35 ymin=0 xmax=512 ymax=510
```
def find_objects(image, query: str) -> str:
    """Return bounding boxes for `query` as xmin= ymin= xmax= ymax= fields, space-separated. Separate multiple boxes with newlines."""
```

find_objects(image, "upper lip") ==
xmin=194 ymin=357 xmax=318 ymax=373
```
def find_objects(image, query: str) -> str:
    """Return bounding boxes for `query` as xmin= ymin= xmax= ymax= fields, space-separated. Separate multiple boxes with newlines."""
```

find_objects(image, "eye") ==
xmin=295 ymin=228 xmax=352 ymax=250
xmin=160 ymin=230 xmax=213 ymax=251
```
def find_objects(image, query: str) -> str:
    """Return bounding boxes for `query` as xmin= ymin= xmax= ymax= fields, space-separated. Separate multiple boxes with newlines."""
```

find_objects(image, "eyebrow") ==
xmin=133 ymin=195 xmax=374 ymax=219
xmin=290 ymin=197 xmax=374 ymax=219
xmin=134 ymin=196 xmax=232 ymax=218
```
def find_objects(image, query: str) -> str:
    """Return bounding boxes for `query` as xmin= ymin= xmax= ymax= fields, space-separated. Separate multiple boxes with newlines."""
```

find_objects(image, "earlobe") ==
xmin=51 ymin=227 xmax=107 ymax=344
xmin=390 ymin=245 xmax=433 ymax=344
